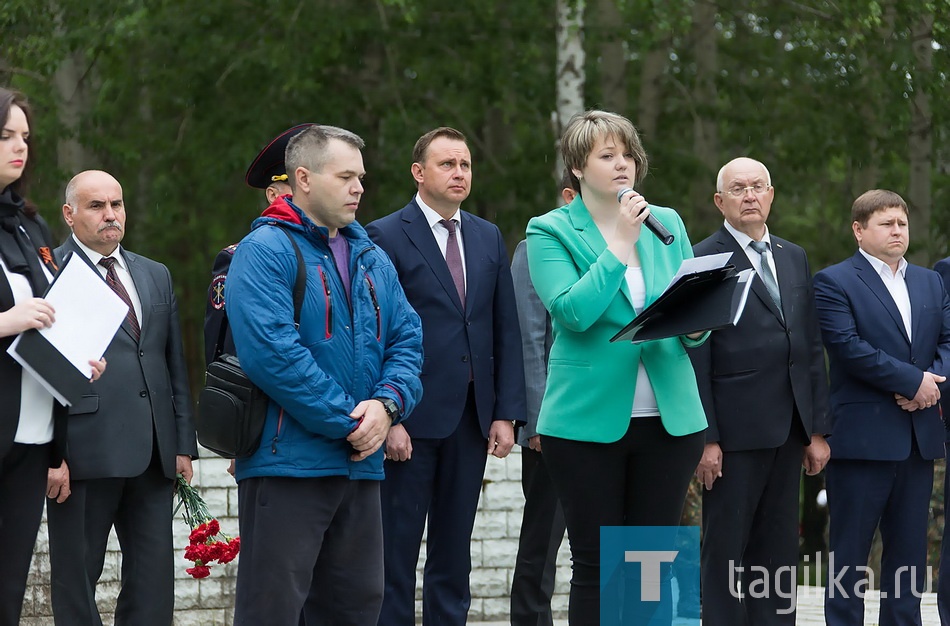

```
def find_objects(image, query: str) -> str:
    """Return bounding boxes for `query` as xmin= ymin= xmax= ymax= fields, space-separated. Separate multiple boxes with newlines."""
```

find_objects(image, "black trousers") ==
xmin=379 ymin=384 xmax=486 ymax=626
xmin=235 ymin=475 xmax=383 ymax=626
xmin=510 ymin=446 xmax=566 ymax=626
xmin=48 ymin=456 xmax=175 ymax=626
xmin=0 ymin=442 xmax=49 ymax=626
xmin=542 ymin=417 xmax=704 ymax=626
xmin=824 ymin=453 xmax=933 ymax=626
xmin=700 ymin=430 xmax=806 ymax=626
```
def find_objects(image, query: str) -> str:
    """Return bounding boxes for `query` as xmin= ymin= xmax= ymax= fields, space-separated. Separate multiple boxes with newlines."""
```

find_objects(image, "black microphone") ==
xmin=617 ymin=187 xmax=675 ymax=245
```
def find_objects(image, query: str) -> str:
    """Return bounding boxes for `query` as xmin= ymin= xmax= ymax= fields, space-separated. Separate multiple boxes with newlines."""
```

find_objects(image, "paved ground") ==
xmin=471 ymin=585 xmax=941 ymax=625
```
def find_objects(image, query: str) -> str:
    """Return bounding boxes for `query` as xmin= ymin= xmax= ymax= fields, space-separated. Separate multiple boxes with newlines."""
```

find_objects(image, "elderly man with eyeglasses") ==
xmin=687 ymin=157 xmax=831 ymax=625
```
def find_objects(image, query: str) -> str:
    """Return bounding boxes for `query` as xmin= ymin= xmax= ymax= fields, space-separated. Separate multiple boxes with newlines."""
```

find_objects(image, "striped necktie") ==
xmin=99 ymin=256 xmax=141 ymax=341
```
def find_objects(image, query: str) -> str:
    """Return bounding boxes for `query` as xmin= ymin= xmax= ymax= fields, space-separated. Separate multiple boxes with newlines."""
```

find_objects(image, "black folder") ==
xmin=14 ymin=328 xmax=90 ymax=404
xmin=7 ymin=251 xmax=126 ymax=405
xmin=610 ymin=266 xmax=754 ymax=343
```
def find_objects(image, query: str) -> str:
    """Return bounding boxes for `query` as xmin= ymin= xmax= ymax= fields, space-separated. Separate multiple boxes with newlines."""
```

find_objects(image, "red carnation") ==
xmin=218 ymin=537 xmax=241 ymax=564
xmin=175 ymin=477 xmax=240 ymax=579
xmin=189 ymin=522 xmax=211 ymax=545
xmin=186 ymin=565 xmax=212 ymax=579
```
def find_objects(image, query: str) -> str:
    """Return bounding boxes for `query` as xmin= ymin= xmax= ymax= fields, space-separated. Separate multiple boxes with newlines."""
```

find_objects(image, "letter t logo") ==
xmin=624 ymin=551 xmax=678 ymax=601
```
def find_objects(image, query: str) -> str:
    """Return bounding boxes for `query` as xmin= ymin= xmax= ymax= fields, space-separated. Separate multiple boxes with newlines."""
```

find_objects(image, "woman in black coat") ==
xmin=0 ymin=87 xmax=104 ymax=626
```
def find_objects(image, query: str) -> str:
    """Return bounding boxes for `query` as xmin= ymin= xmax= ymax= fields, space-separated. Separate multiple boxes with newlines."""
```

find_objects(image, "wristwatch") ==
xmin=374 ymin=397 xmax=401 ymax=421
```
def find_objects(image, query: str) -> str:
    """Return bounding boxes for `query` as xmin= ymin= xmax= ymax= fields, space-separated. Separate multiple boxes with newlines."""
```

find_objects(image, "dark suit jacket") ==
xmin=689 ymin=226 xmax=830 ymax=451
xmin=365 ymin=198 xmax=526 ymax=439
xmin=511 ymin=239 xmax=551 ymax=446
xmin=55 ymin=238 xmax=197 ymax=480
xmin=814 ymin=251 xmax=950 ymax=461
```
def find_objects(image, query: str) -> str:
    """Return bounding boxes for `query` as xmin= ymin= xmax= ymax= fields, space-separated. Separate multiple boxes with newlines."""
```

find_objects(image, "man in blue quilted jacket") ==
xmin=225 ymin=124 xmax=424 ymax=626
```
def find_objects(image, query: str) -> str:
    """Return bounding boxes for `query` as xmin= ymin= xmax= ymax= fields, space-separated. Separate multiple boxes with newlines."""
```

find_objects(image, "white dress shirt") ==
xmin=723 ymin=221 xmax=780 ymax=289
xmin=71 ymin=235 xmax=144 ymax=327
xmin=859 ymin=248 xmax=912 ymax=341
xmin=416 ymin=193 xmax=467 ymax=291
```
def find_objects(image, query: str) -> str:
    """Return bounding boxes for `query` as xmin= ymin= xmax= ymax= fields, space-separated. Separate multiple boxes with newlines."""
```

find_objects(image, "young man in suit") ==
xmin=46 ymin=170 xmax=198 ymax=626
xmin=508 ymin=170 xmax=575 ymax=626
xmin=366 ymin=127 xmax=526 ymax=626
xmin=815 ymin=189 xmax=950 ymax=626
xmin=689 ymin=157 xmax=830 ymax=625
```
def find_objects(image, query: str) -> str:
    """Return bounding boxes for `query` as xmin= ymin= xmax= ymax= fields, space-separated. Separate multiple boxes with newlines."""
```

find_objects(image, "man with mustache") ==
xmin=45 ymin=170 xmax=198 ymax=626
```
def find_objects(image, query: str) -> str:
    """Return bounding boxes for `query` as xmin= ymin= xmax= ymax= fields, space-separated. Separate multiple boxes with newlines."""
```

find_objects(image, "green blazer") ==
xmin=525 ymin=196 xmax=708 ymax=443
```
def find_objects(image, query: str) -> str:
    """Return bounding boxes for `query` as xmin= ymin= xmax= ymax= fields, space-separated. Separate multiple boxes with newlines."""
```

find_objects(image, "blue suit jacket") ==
xmin=814 ymin=251 xmax=950 ymax=461
xmin=365 ymin=199 xmax=526 ymax=439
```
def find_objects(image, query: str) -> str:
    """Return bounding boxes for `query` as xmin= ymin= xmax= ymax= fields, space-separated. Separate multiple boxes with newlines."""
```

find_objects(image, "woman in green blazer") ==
xmin=526 ymin=110 xmax=707 ymax=624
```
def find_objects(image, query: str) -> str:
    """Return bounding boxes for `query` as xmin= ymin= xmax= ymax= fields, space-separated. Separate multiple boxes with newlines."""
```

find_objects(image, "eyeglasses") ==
xmin=721 ymin=184 xmax=771 ymax=197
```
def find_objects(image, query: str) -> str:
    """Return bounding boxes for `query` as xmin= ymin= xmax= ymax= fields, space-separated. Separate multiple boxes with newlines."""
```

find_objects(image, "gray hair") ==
xmin=716 ymin=157 xmax=772 ymax=192
xmin=284 ymin=125 xmax=365 ymax=189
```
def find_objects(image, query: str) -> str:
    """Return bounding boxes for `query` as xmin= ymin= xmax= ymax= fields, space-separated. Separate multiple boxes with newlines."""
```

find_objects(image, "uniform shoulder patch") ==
xmin=210 ymin=274 xmax=227 ymax=310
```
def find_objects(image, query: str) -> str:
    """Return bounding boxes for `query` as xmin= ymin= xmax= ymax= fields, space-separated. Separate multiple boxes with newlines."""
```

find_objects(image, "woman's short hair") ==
xmin=560 ymin=110 xmax=648 ymax=186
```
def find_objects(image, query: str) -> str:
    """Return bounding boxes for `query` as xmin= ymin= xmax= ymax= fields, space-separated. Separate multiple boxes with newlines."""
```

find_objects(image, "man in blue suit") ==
xmin=366 ymin=126 xmax=526 ymax=626
xmin=814 ymin=189 xmax=950 ymax=626
xmin=931 ymin=257 xmax=950 ymax=626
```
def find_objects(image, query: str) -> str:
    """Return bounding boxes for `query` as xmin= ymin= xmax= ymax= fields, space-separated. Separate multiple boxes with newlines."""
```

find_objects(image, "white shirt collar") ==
xmin=723 ymin=220 xmax=773 ymax=251
xmin=859 ymin=248 xmax=907 ymax=279
xmin=71 ymin=234 xmax=126 ymax=271
xmin=415 ymin=193 xmax=461 ymax=230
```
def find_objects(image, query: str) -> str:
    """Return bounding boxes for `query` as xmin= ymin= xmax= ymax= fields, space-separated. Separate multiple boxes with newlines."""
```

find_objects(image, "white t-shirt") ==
xmin=624 ymin=266 xmax=659 ymax=418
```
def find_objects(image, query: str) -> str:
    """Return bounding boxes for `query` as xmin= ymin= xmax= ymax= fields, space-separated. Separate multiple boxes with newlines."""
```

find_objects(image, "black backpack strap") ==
xmin=273 ymin=225 xmax=307 ymax=329
xmin=211 ymin=224 xmax=307 ymax=360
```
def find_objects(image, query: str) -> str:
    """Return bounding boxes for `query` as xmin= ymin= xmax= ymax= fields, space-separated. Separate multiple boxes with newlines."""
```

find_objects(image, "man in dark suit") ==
xmin=934 ymin=257 xmax=950 ymax=626
xmin=46 ymin=170 xmax=198 ymax=626
xmin=689 ymin=157 xmax=830 ymax=625
xmin=815 ymin=189 xmax=950 ymax=626
xmin=508 ymin=172 xmax=574 ymax=626
xmin=366 ymin=127 xmax=526 ymax=626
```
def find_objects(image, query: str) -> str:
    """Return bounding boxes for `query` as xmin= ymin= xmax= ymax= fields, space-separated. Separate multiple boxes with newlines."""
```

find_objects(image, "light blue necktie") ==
xmin=749 ymin=240 xmax=783 ymax=319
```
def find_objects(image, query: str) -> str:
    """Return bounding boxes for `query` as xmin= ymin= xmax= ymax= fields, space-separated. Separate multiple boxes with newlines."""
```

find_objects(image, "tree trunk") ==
xmin=687 ymin=0 xmax=719 ymax=232
xmin=594 ymin=0 xmax=626 ymax=114
xmin=52 ymin=51 xmax=91 ymax=182
xmin=908 ymin=11 xmax=933 ymax=264
xmin=554 ymin=0 xmax=586 ymax=194
xmin=637 ymin=40 xmax=671 ymax=144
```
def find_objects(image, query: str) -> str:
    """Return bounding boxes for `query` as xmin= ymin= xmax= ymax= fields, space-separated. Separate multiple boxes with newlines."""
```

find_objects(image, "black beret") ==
xmin=244 ymin=123 xmax=316 ymax=189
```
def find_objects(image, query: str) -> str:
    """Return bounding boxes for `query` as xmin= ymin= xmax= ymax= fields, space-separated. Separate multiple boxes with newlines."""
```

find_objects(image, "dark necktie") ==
xmin=99 ymin=256 xmax=141 ymax=341
xmin=749 ymin=240 xmax=783 ymax=319
xmin=440 ymin=219 xmax=465 ymax=307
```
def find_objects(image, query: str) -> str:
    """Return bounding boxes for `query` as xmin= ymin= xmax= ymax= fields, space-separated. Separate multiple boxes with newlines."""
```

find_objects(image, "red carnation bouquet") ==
xmin=174 ymin=475 xmax=240 ymax=579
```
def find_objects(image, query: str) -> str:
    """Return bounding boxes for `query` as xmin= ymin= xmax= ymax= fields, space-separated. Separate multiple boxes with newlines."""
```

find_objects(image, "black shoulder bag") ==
xmin=196 ymin=226 xmax=307 ymax=458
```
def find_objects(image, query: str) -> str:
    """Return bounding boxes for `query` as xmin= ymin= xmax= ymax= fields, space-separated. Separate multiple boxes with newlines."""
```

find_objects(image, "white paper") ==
xmin=6 ymin=255 xmax=128 ymax=378
xmin=666 ymin=252 xmax=733 ymax=292
xmin=731 ymin=269 xmax=755 ymax=324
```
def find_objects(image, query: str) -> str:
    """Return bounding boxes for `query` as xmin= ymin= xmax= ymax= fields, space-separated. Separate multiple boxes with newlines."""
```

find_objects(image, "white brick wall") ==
xmin=22 ymin=448 xmax=569 ymax=624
